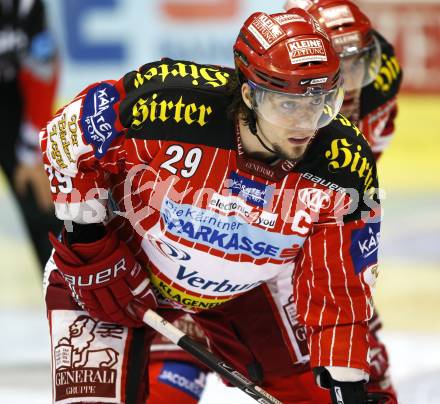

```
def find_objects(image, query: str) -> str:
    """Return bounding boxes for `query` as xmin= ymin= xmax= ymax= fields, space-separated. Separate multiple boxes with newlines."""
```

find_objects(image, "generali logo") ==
xmin=53 ymin=315 xmax=124 ymax=402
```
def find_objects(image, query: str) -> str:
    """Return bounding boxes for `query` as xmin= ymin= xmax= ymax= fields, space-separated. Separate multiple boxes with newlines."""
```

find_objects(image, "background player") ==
xmin=0 ymin=0 xmax=61 ymax=270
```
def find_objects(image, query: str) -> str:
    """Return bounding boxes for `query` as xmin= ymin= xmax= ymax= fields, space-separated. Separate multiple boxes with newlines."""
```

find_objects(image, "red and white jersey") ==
xmin=40 ymin=59 xmax=381 ymax=373
xmin=150 ymin=31 xmax=402 ymax=374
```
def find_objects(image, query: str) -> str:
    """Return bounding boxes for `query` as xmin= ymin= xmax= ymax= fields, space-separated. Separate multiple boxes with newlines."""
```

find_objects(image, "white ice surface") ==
xmin=1 ymin=308 xmax=440 ymax=404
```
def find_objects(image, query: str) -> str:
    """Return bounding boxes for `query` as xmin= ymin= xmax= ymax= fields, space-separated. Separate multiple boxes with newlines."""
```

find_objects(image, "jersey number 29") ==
xmin=160 ymin=145 xmax=202 ymax=178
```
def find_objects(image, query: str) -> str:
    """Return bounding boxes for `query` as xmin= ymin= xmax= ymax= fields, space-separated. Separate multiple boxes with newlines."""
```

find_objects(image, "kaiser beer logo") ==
xmin=80 ymin=83 xmax=121 ymax=159
xmin=286 ymin=38 xmax=327 ymax=65
xmin=350 ymin=222 xmax=380 ymax=274
xmin=358 ymin=226 xmax=379 ymax=259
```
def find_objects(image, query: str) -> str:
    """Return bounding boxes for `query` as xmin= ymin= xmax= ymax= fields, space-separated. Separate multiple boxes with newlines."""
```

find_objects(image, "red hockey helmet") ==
xmin=285 ymin=0 xmax=381 ymax=91
xmin=234 ymin=9 xmax=344 ymax=130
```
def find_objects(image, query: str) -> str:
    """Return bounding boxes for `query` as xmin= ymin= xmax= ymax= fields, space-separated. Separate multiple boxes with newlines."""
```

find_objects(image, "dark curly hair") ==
xmin=226 ymin=69 xmax=257 ymax=135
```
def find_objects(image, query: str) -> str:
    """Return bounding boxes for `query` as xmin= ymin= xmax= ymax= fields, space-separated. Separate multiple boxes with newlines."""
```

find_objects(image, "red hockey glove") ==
xmin=49 ymin=227 xmax=157 ymax=327
xmin=368 ymin=331 xmax=390 ymax=382
xmin=367 ymin=333 xmax=397 ymax=403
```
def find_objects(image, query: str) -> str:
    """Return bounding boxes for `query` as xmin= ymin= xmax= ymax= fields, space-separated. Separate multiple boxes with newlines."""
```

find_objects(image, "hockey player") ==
xmin=285 ymin=1 xmax=402 ymax=401
xmin=285 ymin=0 xmax=402 ymax=159
xmin=148 ymin=1 xmax=401 ymax=403
xmin=0 ymin=0 xmax=61 ymax=269
xmin=42 ymin=8 xmax=381 ymax=404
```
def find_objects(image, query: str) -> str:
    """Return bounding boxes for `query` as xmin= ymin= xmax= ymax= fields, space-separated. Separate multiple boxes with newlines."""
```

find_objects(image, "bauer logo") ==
xmin=226 ymin=172 xmax=273 ymax=208
xmin=350 ymin=222 xmax=380 ymax=274
xmin=248 ymin=14 xmax=286 ymax=50
xmin=51 ymin=312 xmax=127 ymax=403
xmin=286 ymin=38 xmax=327 ymax=65
xmin=80 ymin=83 xmax=121 ymax=159
xmin=319 ymin=5 xmax=355 ymax=28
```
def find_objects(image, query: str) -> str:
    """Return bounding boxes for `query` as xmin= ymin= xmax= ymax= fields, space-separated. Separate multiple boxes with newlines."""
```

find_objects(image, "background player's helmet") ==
xmin=233 ymin=9 xmax=344 ymax=130
xmin=286 ymin=0 xmax=381 ymax=91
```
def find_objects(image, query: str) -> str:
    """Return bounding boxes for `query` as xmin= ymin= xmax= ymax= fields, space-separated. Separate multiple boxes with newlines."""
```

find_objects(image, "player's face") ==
xmin=256 ymin=113 xmax=315 ymax=160
xmin=340 ymin=54 xmax=366 ymax=92
xmin=240 ymin=82 xmax=343 ymax=160
xmin=340 ymin=55 xmax=364 ymax=119
xmin=255 ymin=93 xmax=320 ymax=159
xmin=337 ymin=36 xmax=382 ymax=119
xmin=258 ymin=91 xmax=325 ymax=130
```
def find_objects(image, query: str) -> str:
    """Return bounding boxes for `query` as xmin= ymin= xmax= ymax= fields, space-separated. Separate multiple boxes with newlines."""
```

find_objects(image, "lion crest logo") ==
xmin=55 ymin=315 xmax=118 ymax=369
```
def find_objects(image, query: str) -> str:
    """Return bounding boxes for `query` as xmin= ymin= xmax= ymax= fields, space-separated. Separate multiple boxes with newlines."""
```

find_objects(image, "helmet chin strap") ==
xmin=248 ymin=94 xmax=280 ymax=156
xmin=254 ymin=124 xmax=277 ymax=154
xmin=251 ymin=110 xmax=277 ymax=155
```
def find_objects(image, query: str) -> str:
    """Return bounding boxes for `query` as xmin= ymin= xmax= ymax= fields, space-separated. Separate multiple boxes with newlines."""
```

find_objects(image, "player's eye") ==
xmin=280 ymin=101 xmax=298 ymax=110
xmin=310 ymin=97 xmax=323 ymax=107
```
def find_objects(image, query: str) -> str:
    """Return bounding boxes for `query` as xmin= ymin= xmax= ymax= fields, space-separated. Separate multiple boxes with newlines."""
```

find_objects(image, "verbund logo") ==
xmin=161 ymin=0 xmax=238 ymax=20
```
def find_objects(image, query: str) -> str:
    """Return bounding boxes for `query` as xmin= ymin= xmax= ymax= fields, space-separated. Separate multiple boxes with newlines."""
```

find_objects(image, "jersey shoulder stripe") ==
xmin=119 ymin=58 xmax=236 ymax=150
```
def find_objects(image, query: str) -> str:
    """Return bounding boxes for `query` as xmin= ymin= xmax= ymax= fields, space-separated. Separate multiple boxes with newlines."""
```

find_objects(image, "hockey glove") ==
xmin=49 ymin=224 xmax=157 ymax=327
xmin=314 ymin=367 xmax=366 ymax=404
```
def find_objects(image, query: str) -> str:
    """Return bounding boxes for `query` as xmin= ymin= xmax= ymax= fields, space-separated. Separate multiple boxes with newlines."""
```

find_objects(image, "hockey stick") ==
xmin=141 ymin=309 xmax=282 ymax=404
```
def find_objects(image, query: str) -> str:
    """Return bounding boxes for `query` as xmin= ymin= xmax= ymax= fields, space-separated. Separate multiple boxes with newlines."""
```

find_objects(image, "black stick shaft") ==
xmin=142 ymin=309 xmax=282 ymax=404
